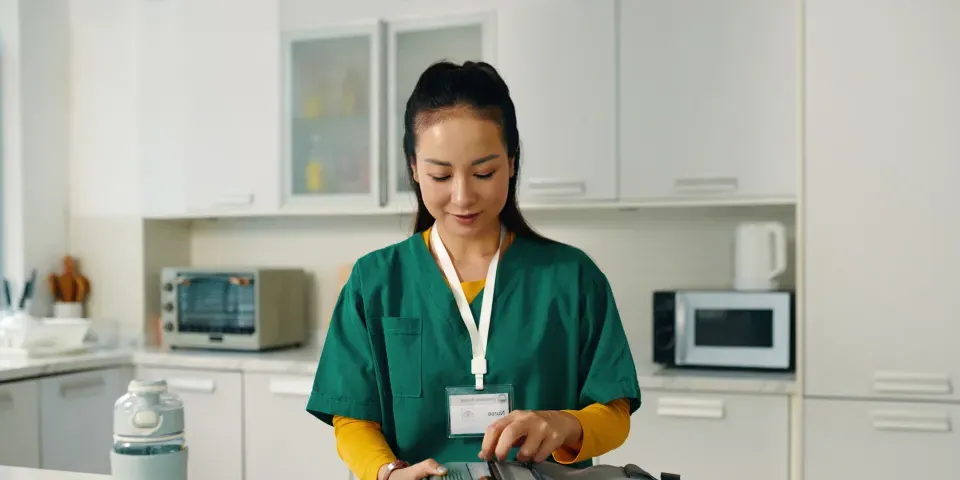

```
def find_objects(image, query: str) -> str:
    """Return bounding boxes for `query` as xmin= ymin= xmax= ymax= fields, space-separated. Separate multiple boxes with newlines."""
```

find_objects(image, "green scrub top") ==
xmin=307 ymin=232 xmax=641 ymax=468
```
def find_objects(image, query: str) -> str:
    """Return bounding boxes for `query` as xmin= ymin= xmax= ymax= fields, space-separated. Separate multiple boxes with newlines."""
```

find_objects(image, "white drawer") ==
xmin=243 ymin=373 xmax=351 ymax=480
xmin=0 ymin=378 xmax=40 ymax=468
xmin=600 ymin=390 xmax=789 ymax=480
xmin=137 ymin=367 xmax=242 ymax=480
xmin=805 ymin=398 xmax=960 ymax=480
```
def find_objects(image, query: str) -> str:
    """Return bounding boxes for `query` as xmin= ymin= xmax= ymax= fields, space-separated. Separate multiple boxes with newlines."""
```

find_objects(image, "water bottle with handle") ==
xmin=110 ymin=379 xmax=189 ymax=480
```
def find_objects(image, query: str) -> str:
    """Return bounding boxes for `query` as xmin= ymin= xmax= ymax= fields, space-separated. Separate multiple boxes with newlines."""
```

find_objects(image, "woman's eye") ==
xmin=429 ymin=175 xmax=451 ymax=182
xmin=475 ymin=171 xmax=495 ymax=180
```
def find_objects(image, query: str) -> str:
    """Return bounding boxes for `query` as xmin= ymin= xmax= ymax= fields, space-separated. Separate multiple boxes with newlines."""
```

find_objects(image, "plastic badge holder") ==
xmin=445 ymin=384 xmax=514 ymax=438
xmin=427 ymin=461 xmax=680 ymax=480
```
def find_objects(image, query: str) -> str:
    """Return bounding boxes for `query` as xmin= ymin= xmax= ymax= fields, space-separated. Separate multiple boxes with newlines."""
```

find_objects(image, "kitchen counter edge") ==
xmin=0 ymin=346 xmax=796 ymax=395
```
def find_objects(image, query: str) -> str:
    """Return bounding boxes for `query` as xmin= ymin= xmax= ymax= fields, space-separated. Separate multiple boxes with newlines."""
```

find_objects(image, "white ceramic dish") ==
xmin=0 ymin=316 xmax=91 ymax=357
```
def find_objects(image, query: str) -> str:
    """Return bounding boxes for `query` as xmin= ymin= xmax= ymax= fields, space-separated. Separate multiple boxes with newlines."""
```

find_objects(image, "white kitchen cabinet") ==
xmin=804 ymin=0 xmax=960 ymax=401
xmin=138 ymin=0 xmax=281 ymax=218
xmin=618 ymin=0 xmax=798 ymax=203
xmin=497 ymin=0 xmax=618 ymax=204
xmin=137 ymin=0 xmax=188 ymax=217
xmin=0 ymin=378 xmax=41 ymax=469
xmin=280 ymin=9 xmax=497 ymax=215
xmin=243 ymin=373 xmax=352 ymax=480
xmin=137 ymin=367 xmax=243 ymax=480
xmin=386 ymin=11 xmax=496 ymax=210
xmin=805 ymin=398 xmax=960 ymax=479
xmin=280 ymin=21 xmax=385 ymax=214
xmin=39 ymin=367 xmax=131 ymax=475
xmin=599 ymin=390 xmax=789 ymax=480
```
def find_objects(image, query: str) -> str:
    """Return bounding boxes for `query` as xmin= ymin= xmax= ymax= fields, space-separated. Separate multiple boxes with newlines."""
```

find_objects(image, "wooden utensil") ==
xmin=49 ymin=256 xmax=91 ymax=303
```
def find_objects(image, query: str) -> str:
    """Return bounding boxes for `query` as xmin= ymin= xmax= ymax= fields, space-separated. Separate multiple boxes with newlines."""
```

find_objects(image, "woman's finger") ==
xmin=515 ymin=428 xmax=545 ymax=463
xmin=532 ymin=429 xmax=565 ymax=463
xmin=494 ymin=421 xmax=527 ymax=460
xmin=409 ymin=458 xmax=447 ymax=479
xmin=479 ymin=413 xmax=516 ymax=460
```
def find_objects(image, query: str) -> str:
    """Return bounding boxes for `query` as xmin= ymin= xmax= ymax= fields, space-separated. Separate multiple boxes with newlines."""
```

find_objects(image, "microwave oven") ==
xmin=160 ymin=267 xmax=309 ymax=351
xmin=652 ymin=289 xmax=796 ymax=372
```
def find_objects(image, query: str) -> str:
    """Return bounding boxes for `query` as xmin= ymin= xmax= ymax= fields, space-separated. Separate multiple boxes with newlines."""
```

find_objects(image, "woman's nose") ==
xmin=450 ymin=176 xmax=477 ymax=206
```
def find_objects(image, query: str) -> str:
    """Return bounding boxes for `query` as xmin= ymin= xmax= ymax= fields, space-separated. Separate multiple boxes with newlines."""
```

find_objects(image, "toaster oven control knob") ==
xmin=163 ymin=302 xmax=174 ymax=312
xmin=163 ymin=322 xmax=174 ymax=332
xmin=162 ymin=282 xmax=174 ymax=292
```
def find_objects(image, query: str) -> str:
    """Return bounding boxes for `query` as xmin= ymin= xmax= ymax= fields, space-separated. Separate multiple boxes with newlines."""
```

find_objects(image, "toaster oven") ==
xmin=160 ymin=267 xmax=308 ymax=351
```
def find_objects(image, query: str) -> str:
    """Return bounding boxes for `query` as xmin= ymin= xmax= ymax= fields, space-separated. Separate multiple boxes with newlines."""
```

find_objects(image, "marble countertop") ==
xmin=0 ymin=466 xmax=108 ymax=479
xmin=0 ymin=344 xmax=795 ymax=395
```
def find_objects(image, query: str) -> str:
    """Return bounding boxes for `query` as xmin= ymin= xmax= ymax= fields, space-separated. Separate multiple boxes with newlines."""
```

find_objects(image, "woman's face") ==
xmin=411 ymin=110 xmax=514 ymax=239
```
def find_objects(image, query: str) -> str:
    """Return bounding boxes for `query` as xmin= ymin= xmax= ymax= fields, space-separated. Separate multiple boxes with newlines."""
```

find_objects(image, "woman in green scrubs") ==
xmin=308 ymin=60 xmax=641 ymax=480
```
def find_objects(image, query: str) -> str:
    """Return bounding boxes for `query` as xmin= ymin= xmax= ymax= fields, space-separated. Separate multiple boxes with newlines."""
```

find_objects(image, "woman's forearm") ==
xmin=553 ymin=397 xmax=632 ymax=464
xmin=332 ymin=415 xmax=397 ymax=480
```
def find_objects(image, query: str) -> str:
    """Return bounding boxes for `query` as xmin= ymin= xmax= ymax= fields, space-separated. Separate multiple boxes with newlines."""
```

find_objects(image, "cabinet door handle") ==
xmin=60 ymin=377 xmax=106 ymax=398
xmin=871 ymin=410 xmax=952 ymax=433
xmin=268 ymin=379 xmax=313 ymax=397
xmin=656 ymin=397 xmax=725 ymax=419
xmin=526 ymin=179 xmax=586 ymax=197
xmin=166 ymin=378 xmax=216 ymax=394
xmin=673 ymin=177 xmax=739 ymax=194
xmin=0 ymin=392 xmax=13 ymax=411
xmin=212 ymin=193 xmax=254 ymax=207
xmin=872 ymin=371 xmax=952 ymax=395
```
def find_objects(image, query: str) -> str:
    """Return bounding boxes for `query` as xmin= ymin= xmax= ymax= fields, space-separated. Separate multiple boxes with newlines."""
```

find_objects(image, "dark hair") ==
xmin=403 ymin=60 xmax=550 ymax=243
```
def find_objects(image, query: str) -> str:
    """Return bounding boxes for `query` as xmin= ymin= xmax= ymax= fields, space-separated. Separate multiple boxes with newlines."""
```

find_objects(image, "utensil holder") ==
xmin=54 ymin=301 xmax=84 ymax=318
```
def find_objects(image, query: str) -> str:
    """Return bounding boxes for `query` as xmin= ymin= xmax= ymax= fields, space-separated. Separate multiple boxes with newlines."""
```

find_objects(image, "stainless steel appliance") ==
xmin=653 ymin=289 xmax=795 ymax=372
xmin=160 ymin=267 xmax=308 ymax=351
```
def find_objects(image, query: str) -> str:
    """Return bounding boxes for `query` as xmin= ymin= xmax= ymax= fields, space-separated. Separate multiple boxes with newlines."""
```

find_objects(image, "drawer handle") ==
xmin=673 ymin=177 xmax=739 ymax=194
xmin=167 ymin=378 xmax=216 ymax=394
xmin=871 ymin=410 xmax=952 ymax=433
xmin=268 ymin=379 xmax=313 ymax=397
xmin=212 ymin=193 xmax=254 ymax=207
xmin=60 ymin=377 xmax=106 ymax=398
xmin=526 ymin=179 xmax=586 ymax=197
xmin=872 ymin=371 xmax=952 ymax=395
xmin=0 ymin=392 xmax=13 ymax=411
xmin=656 ymin=397 xmax=725 ymax=420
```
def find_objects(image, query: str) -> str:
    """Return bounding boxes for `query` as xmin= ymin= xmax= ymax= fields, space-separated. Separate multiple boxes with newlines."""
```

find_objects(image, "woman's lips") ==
xmin=452 ymin=213 xmax=480 ymax=225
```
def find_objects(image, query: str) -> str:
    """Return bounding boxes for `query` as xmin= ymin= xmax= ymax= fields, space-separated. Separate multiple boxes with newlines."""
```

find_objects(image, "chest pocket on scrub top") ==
xmin=371 ymin=317 xmax=422 ymax=398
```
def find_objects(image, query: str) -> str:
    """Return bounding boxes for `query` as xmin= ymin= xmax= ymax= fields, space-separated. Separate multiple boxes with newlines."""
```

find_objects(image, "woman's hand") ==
xmin=478 ymin=410 xmax=583 ymax=463
xmin=378 ymin=459 xmax=447 ymax=480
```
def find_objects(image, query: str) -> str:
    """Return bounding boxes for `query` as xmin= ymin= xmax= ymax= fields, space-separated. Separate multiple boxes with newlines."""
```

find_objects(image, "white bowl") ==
xmin=0 ymin=317 xmax=91 ymax=351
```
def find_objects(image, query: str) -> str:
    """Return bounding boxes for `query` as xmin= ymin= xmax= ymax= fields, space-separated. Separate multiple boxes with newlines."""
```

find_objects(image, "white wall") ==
xmin=65 ymin=0 xmax=147 ymax=341
xmin=1 ymin=0 xmax=71 ymax=315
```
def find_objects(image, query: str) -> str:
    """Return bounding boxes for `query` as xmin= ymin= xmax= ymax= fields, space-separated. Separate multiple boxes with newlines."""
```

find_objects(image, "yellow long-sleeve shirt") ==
xmin=332 ymin=229 xmax=632 ymax=480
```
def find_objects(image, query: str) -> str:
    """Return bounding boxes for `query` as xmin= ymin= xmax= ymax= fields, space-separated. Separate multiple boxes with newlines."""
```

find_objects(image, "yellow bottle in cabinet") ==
xmin=305 ymin=134 xmax=325 ymax=192
xmin=306 ymin=161 xmax=324 ymax=192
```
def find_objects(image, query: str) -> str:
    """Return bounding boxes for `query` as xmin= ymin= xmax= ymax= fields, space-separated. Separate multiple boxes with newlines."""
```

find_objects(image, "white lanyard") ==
xmin=430 ymin=223 xmax=506 ymax=391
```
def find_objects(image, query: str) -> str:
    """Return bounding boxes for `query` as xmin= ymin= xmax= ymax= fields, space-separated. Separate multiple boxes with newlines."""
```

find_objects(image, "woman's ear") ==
xmin=508 ymin=157 xmax=516 ymax=178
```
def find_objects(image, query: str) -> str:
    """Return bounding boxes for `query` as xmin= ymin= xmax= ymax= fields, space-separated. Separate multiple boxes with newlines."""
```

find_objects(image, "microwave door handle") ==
xmin=675 ymin=295 xmax=689 ymax=365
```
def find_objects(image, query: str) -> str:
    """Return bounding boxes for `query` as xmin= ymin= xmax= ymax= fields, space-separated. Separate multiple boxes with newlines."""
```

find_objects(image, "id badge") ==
xmin=446 ymin=384 xmax=514 ymax=438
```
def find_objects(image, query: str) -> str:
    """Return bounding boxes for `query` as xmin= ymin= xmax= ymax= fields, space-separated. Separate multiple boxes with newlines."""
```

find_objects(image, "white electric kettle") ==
xmin=734 ymin=221 xmax=787 ymax=291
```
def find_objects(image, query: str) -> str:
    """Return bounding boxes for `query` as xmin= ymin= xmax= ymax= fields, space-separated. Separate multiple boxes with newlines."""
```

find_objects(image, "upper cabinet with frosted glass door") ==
xmin=279 ymin=9 xmax=497 ymax=215
xmin=386 ymin=12 xmax=497 ymax=212
xmin=281 ymin=22 xmax=385 ymax=214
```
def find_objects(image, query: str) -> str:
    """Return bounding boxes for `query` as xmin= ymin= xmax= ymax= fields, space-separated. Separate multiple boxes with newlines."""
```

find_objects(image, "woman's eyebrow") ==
xmin=423 ymin=154 xmax=500 ymax=167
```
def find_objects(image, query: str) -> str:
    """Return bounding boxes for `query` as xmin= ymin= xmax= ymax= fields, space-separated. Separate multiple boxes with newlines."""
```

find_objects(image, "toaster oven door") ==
xmin=174 ymin=273 xmax=256 ymax=335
